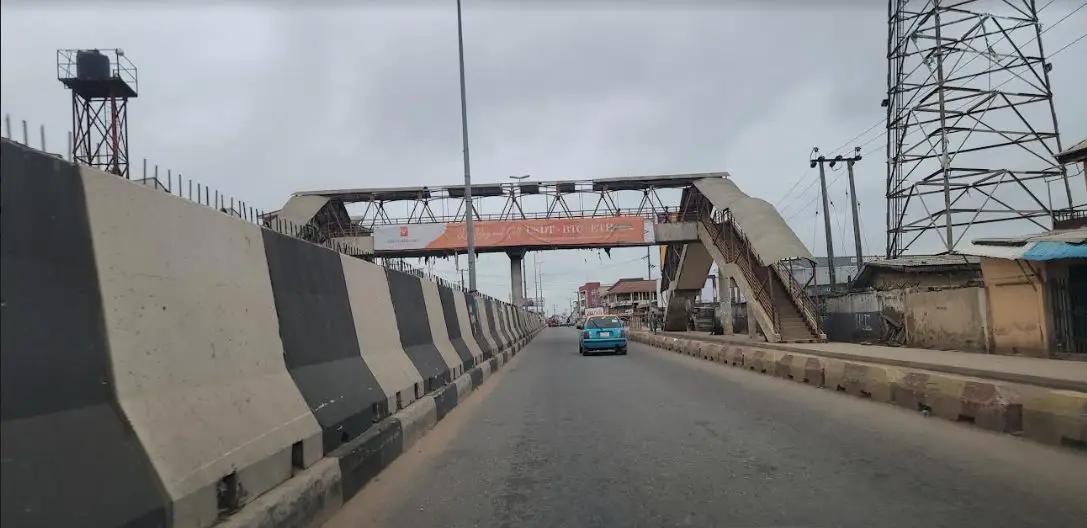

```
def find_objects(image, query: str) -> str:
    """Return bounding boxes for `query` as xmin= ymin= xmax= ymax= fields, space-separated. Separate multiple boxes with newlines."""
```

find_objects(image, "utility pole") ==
xmin=644 ymin=246 xmax=656 ymax=279
xmin=836 ymin=147 xmax=865 ymax=269
xmin=534 ymin=256 xmax=542 ymax=307
xmin=810 ymin=147 xmax=837 ymax=287
xmin=456 ymin=0 xmax=477 ymax=295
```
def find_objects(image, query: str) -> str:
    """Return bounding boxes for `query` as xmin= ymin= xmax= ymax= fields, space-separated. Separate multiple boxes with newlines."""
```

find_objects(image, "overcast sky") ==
xmin=2 ymin=1 xmax=1084 ymax=311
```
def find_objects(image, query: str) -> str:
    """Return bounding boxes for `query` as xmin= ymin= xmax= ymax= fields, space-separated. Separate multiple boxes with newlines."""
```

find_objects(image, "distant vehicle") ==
xmin=579 ymin=315 xmax=628 ymax=356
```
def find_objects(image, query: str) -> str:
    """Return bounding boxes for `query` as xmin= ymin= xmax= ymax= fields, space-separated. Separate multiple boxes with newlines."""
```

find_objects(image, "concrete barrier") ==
xmin=483 ymin=299 xmax=509 ymax=352
xmin=0 ymin=139 xmax=544 ymax=528
xmin=891 ymin=372 xmax=1022 ymax=433
xmin=81 ymin=163 xmax=325 ymax=527
xmin=454 ymin=292 xmax=487 ymax=364
xmin=496 ymin=303 xmax=514 ymax=350
xmin=419 ymin=279 xmax=467 ymax=380
xmin=263 ymin=230 xmax=387 ymax=454
xmin=341 ymin=255 xmax=424 ymax=411
xmin=437 ymin=285 xmax=477 ymax=373
xmin=627 ymin=329 xmax=1085 ymax=450
xmin=1 ymin=142 xmax=171 ymax=528
xmin=386 ymin=269 xmax=453 ymax=393
xmin=1021 ymin=390 xmax=1087 ymax=448
xmin=471 ymin=293 xmax=499 ymax=360
xmin=512 ymin=305 xmax=526 ymax=347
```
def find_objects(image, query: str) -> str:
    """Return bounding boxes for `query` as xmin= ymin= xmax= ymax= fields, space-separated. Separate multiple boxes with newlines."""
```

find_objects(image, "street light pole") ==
xmin=456 ymin=0 xmax=477 ymax=294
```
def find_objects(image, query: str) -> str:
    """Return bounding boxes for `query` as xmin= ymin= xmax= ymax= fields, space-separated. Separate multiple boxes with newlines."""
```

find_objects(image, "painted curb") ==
xmin=629 ymin=330 xmax=1086 ymax=450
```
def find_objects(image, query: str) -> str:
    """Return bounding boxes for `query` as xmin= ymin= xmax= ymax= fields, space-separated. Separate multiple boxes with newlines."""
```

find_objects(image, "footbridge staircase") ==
xmin=660 ymin=177 xmax=825 ymax=343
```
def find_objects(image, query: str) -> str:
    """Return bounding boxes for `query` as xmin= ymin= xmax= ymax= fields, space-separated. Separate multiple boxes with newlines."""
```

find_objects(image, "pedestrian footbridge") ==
xmin=659 ymin=177 xmax=826 ymax=343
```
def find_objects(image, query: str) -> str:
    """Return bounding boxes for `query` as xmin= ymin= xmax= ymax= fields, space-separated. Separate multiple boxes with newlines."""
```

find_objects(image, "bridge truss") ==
xmin=287 ymin=173 xmax=725 ymax=229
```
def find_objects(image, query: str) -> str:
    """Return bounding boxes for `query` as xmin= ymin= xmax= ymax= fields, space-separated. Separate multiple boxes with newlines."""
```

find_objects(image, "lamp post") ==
xmin=456 ymin=0 xmax=476 ymax=294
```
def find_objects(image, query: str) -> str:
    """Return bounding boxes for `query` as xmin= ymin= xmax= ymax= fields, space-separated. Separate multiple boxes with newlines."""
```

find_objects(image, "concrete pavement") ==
xmin=325 ymin=329 xmax=1087 ymax=528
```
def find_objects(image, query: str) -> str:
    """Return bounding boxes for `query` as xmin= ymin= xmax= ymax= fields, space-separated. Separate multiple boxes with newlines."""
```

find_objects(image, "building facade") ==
xmin=965 ymin=228 xmax=1087 ymax=358
xmin=602 ymin=278 xmax=658 ymax=322
xmin=576 ymin=282 xmax=602 ymax=314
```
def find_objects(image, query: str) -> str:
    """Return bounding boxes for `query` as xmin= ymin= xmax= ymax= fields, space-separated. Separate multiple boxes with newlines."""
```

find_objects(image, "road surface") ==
xmin=325 ymin=329 xmax=1087 ymax=528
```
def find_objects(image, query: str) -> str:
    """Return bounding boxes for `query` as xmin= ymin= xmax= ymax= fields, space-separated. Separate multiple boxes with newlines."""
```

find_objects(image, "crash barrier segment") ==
xmin=0 ymin=139 xmax=547 ymax=528
xmin=627 ymin=330 xmax=1087 ymax=451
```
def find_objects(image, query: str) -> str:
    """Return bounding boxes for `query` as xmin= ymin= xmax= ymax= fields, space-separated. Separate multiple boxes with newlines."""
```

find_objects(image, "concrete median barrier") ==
xmin=483 ymin=300 xmax=508 ymax=353
xmin=891 ymin=372 xmax=1023 ymax=434
xmin=503 ymin=305 xmax=519 ymax=350
xmin=437 ymin=286 xmax=477 ymax=373
xmin=745 ymin=347 xmax=782 ymax=374
xmin=342 ymin=256 xmax=425 ymax=411
xmin=81 ymin=164 xmax=324 ymax=528
xmin=420 ymin=279 xmax=468 ymax=380
xmin=470 ymin=293 xmax=499 ymax=360
xmin=824 ymin=359 xmax=902 ymax=403
xmin=774 ymin=353 xmax=826 ymax=386
xmin=1021 ymin=390 xmax=1087 ymax=448
xmin=1 ymin=143 xmax=172 ymax=528
xmin=0 ymin=140 xmax=543 ymax=528
xmin=387 ymin=269 xmax=454 ymax=392
xmin=454 ymin=293 xmax=486 ymax=365
xmin=263 ymin=230 xmax=387 ymax=455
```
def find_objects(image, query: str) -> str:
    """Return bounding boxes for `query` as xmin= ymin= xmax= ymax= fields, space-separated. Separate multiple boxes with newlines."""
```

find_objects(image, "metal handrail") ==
xmin=699 ymin=214 xmax=779 ymax=331
xmin=770 ymin=262 xmax=823 ymax=335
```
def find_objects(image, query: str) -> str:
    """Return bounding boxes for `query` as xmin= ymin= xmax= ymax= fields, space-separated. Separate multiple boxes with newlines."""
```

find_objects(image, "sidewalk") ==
xmin=658 ymin=331 xmax=1087 ymax=392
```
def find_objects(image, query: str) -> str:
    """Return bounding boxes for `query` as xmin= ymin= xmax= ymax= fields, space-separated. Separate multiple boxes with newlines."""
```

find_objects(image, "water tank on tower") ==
xmin=75 ymin=50 xmax=110 ymax=81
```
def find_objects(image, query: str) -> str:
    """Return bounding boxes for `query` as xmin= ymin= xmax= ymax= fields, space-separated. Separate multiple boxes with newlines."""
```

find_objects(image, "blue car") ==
xmin=579 ymin=315 xmax=628 ymax=355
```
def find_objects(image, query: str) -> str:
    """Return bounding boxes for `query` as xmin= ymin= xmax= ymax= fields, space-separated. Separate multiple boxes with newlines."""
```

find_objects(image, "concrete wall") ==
xmin=0 ymin=139 xmax=546 ymax=528
xmin=825 ymin=286 xmax=990 ymax=353
xmin=824 ymin=291 xmax=885 ymax=343
xmin=905 ymin=287 xmax=989 ymax=352
xmin=981 ymin=257 xmax=1050 ymax=358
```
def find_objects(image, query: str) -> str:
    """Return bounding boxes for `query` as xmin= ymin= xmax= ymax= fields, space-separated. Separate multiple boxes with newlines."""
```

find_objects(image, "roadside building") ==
xmin=823 ymin=255 xmax=983 ymax=349
xmin=1055 ymin=138 xmax=1087 ymax=185
xmin=601 ymin=278 xmax=658 ymax=323
xmin=576 ymin=282 xmax=602 ymax=316
xmin=1053 ymin=138 xmax=1087 ymax=230
xmin=962 ymin=228 xmax=1087 ymax=359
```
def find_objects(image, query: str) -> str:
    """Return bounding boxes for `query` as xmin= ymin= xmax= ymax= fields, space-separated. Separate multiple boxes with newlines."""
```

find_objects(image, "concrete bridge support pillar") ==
xmin=509 ymin=250 xmax=525 ymax=306
xmin=747 ymin=301 xmax=758 ymax=339
xmin=718 ymin=267 xmax=732 ymax=334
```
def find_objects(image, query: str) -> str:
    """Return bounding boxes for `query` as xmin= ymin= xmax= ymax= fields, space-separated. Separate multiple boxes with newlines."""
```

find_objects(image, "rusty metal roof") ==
xmin=604 ymin=278 xmax=657 ymax=295
xmin=851 ymin=254 xmax=981 ymax=289
xmin=861 ymin=254 xmax=980 ymax=269
xmin=693 ymin=177 xmax=814 ymax=265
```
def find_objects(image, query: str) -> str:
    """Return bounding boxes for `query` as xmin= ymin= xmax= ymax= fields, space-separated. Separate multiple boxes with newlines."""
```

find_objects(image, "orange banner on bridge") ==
xmin=373 ymin=216 xmax=654 ymax=252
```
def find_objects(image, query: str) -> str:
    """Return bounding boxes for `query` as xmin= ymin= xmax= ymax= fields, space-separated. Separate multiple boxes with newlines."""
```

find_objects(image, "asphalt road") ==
xmin=325 ymin=329 xmax=1087 ymax=528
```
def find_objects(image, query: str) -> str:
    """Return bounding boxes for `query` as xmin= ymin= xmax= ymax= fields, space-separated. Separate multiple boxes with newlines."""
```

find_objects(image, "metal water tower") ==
xmin=57 ymin=49 xmax=138 ymax=177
